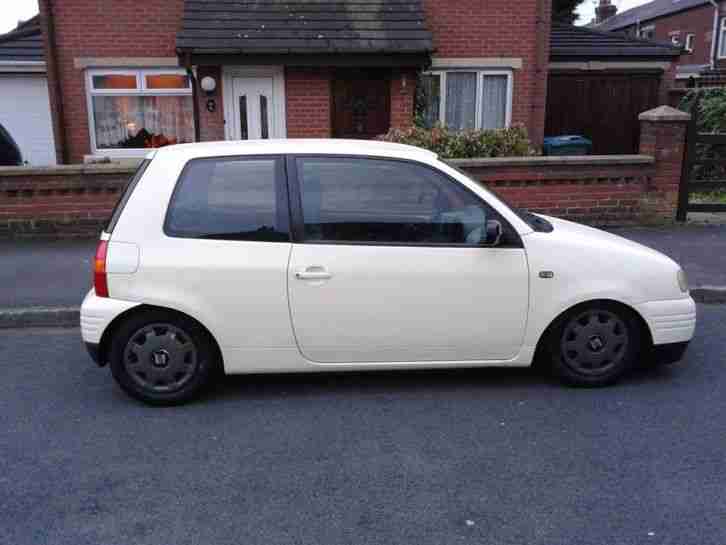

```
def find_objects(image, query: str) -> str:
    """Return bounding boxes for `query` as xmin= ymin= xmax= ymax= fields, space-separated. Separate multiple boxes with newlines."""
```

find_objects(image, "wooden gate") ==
xmin=546 ymin=71 xmax=661 ymax=154
xmin=677 ymin=101 xmax=726 ymax=220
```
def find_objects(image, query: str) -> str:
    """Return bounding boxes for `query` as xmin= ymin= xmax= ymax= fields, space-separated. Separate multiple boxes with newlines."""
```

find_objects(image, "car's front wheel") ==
xmin=548 ymin=303 xmax=642 ymax=387
xmin=109 ymin=310 xmax=219 ymax=405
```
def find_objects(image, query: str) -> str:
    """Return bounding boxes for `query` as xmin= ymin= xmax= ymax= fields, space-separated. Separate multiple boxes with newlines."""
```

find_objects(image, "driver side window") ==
xmin=296 ymin=156 xmax=493 ymax=245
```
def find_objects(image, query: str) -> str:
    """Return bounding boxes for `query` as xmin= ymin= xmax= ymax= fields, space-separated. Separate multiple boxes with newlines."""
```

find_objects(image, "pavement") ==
xmin=0 ymin=238 xmax=95 ymax=308
xmin=1 ymin=224 xmax=726 ymax=328
xmin=2 ymin=305 xmax=726 ymax=545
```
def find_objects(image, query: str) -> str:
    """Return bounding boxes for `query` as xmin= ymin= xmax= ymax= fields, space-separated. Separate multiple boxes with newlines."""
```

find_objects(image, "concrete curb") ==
xmin=690 ymin=288 xmax=726 ymax=304
xmin=1 ymin=289 xmax=726 ymax=330
xmin=0 ymin=306 xmax=80 ymax=329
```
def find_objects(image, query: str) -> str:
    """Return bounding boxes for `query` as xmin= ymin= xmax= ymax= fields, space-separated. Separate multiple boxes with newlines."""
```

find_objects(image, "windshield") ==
xmin=447 ymin=164 xmax=553 ymax=233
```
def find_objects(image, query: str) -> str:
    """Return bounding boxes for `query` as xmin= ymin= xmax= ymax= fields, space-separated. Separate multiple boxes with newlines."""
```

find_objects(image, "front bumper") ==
xmin=636 ymin=296 xmax=697 ymax=346
xmin=651 ymin=341 xmax=690 ymax=365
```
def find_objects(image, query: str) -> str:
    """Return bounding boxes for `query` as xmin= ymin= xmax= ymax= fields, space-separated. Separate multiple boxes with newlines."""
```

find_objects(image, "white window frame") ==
xmin=85 ymin=67 xmax=194 ymax=157
xmin=685 ymin=33 xmax=695 ymax=53
xmin=719 ymin=19 xmax=726 ymax=59
xmin=639 ymin=24 xmax=656 ymax=40
xmin=423 ymin=69 xmax=513 ymax=130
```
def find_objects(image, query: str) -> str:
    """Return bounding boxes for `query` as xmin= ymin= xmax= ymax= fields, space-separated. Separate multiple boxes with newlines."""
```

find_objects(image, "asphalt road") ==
xmin=1 ymin=305 xmax=725 ymax=545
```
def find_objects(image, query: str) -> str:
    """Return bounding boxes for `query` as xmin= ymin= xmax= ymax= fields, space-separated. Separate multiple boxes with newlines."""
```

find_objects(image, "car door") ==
xmin=286 ymin=155 xmax=529 ymax=365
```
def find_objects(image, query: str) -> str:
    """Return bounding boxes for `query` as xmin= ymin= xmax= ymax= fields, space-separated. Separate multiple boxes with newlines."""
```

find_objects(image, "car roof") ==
xmin=149 ymin=139 xmax=439 ymax=163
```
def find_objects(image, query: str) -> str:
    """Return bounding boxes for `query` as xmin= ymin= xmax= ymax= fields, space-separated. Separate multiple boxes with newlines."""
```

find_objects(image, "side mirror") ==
xmin=482 ymin=219 xmax=502 ymax=246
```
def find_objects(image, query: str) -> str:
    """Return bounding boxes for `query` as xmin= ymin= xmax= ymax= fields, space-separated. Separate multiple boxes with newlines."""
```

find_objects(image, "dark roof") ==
xmin=177 ymin=0 xmax=433 ymax=59
xmin=596 ymin=0 xmax=709 ymax=32
xmin=0 ymin=15 xmax=44 ymax=63
xmin=550 ymin=22 xmax=682 ymax=61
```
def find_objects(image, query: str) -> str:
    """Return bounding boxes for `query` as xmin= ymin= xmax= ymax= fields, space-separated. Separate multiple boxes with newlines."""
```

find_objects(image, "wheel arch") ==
xmin=96 ymin=304 xmax=224 ymax=370
xmin=533 ymin=298 xmax=654 ymax=365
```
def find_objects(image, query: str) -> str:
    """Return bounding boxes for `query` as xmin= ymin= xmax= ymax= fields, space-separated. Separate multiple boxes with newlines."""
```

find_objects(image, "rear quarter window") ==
xmin=164 ymin=155 xmax=289 ymax=242
xmin=106 ymin=159 xmax=150 ymax=233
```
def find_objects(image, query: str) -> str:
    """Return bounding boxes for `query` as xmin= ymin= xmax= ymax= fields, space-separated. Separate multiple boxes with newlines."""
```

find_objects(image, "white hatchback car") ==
xmin=81 ymin=139 xmax=696 ymax=405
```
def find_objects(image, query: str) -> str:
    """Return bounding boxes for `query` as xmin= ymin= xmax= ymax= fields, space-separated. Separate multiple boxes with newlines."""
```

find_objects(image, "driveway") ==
xmin=1 ymin=304 xmax=725 ymax=545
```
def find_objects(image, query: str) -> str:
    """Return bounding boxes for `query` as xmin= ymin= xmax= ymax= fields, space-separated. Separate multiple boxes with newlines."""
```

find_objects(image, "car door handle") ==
xmin=295 ymin=267 xmax=332 ymax=281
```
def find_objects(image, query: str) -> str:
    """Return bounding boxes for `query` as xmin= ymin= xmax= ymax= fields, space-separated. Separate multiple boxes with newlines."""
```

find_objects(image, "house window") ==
xmin=720 ymin=19 xmax=726 ymax=58
xmin=670 ymin=33 xmax=681 ymax=46
xmin=639 ymin=25 xmax=655 ymax=40
xmin=418 ymin=70 xmax=512 ymax=131
xmin=86 ymin=68 xmax=194 ymax=154
xmin=685 ymin=33 xmax=695 ymax=53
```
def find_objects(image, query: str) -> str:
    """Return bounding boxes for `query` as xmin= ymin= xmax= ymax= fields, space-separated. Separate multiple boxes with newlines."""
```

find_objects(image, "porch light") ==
xmin=200 ymin=76 xmax=217 ymax=95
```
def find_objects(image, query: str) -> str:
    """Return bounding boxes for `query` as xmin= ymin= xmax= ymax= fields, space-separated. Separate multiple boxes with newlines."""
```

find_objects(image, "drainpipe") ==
xmin=709 ymin=0 xmax=719 ymax=71
xmin=41 ymin=0 xmax=68 ymax=163
xmin=182 ymin=50 xmax=201 ymax=142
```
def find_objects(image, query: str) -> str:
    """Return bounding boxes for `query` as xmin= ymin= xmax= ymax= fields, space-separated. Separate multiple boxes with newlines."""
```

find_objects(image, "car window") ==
xmin=296 ymin=157 xmax=497 ymax=245
xmin=165 ymin=156 xmax=289 ymax=241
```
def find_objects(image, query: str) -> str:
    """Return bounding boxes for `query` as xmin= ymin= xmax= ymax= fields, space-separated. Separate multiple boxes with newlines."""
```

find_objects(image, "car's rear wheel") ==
xmin=109 ymin=310 xmax=218 ymax=405
xmin=548 ymin=303 xmax=641 ymax=387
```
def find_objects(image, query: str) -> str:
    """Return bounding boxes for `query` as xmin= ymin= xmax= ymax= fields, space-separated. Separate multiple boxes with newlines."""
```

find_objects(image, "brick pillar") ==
xmin=389 ymin=69 xmax=416 ymax=131
xmin=638 ymin=106 xmax=691 ymax=222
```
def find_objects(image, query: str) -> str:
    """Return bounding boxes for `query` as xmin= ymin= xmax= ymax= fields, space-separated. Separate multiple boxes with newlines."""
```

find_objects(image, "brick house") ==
xmin=595 ymin=0 xmax=726 ymax=85
xmin=37 ymin=0 xmax=551 ymax=164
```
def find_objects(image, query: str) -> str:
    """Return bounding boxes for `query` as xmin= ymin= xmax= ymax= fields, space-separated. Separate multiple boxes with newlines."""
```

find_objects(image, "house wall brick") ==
xmin=285 ymin=68 xmax=332 ymax=138
xmin=42 ymin=0 xmax=552 ymax=159
xmin=39 ymin=0 xmax=185 ymax=163
xmin=390 ymin=70 xmax=416 ymax=131
xmin=196 ymin=66 xmax=226 ymax=142
xmin=422 ymin=0 xmax=551 ymax=148
xmin=616 ymin=4 xmax=716 ymax=70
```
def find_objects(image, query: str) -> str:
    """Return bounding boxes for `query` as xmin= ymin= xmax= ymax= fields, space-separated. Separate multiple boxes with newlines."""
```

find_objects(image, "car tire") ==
xmin=108 ymin=310 xmax=219 ymax=406
xmin=547 ymin=302 xmax=642 ymax=387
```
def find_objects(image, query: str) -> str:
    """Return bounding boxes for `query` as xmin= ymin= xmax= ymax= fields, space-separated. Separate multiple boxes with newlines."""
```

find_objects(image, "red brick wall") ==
xmin=422 ymin=0 xmax=551 ymax=148
xmin=285 ymin=68 xmax=332 ymax=138
xmin=0 ymin=111 xmax=688 ymax=236
xmin=39 ymin=0 xmax=185 ymax=163
xmin=0 ymin=166 xmax=130 ymax=236
xmin=458 ymin=160 xmax=654 ymax=224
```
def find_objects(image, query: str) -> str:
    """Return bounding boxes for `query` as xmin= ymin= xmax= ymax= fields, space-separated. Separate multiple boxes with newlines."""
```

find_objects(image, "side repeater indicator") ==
xmin=539 ymin=271 xmax=555 ymax=279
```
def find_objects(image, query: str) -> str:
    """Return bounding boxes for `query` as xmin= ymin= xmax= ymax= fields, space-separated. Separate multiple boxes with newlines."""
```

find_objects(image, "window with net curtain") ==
xmin=89 ymin=71 xmax=195 ymax=151
xmin=419 ymin=71 xmax=509 ymax=131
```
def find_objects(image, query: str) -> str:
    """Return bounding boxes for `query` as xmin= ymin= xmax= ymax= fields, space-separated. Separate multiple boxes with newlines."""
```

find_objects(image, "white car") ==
xmin=81 ymin=139 xmax=696 ymax=405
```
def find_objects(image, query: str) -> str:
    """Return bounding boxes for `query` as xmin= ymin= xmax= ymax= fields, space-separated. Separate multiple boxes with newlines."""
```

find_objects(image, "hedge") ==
xmin=377 ymin=125 xmax=534 ymax=159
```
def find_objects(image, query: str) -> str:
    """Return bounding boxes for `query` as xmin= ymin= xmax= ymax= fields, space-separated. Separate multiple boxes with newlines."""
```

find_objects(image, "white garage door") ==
xmin=0 ymin=74 xmax=56 ymax=166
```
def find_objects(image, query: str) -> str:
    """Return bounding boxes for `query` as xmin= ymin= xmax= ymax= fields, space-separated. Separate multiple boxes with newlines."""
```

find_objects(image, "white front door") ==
xmin=231 ymin=77 xmax=274 ymax=140
xmin=286 ymin=156 xmax=529 ymax=365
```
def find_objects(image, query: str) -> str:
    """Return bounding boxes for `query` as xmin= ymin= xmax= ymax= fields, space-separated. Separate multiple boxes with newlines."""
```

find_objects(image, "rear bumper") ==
xmin=85 ymin=341 xmax=102 ymax=366
xmin=80 ymin=290 xmax=141 ymax=367
xmin=80 ymin=290 xmax=141 ymax=344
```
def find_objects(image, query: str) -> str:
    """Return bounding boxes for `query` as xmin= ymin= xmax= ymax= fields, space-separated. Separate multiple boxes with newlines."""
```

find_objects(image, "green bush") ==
xmin=377 ymin=125 xmax=534 ymax=159
xmin=679 ymin=88 xmax=726 ymax=133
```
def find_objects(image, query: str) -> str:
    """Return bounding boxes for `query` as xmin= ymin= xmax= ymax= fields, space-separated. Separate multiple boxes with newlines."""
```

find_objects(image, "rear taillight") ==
xmin=94 ymin=240 xmax=109 ymax=298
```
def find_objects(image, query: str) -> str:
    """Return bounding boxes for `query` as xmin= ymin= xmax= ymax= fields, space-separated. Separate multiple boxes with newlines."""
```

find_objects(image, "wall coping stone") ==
xmin=449 ymin=155 xmax=655 ymax=168
xmin=638 ymin=105 xmax=691 ymax=122
xmin=0 ymin=165 xmax=137 ymax=177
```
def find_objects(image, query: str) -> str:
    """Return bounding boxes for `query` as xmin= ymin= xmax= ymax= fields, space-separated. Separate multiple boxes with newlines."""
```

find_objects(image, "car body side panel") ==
xmin=521 ymin=217 xmax=694 ymax=352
